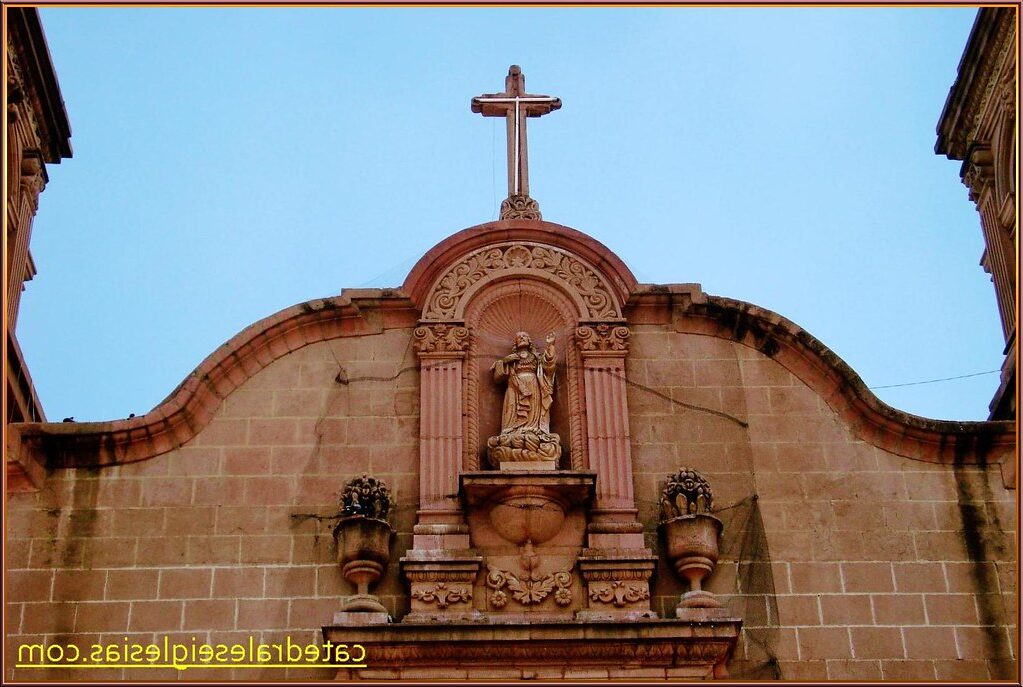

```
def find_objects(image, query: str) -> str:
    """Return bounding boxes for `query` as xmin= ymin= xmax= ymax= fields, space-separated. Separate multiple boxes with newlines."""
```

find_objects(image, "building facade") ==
xmin=4 ymin=12 xmax=1018 ymax=684
xmin=936 ymin=6 xmax=1018 ymax=422
xmin=5 ymin=7 xmax=72 ymax=491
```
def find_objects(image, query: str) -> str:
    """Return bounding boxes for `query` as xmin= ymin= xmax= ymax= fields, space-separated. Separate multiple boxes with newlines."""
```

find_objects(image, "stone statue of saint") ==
xmin=487 ymin=331 xmax=562 ymax=466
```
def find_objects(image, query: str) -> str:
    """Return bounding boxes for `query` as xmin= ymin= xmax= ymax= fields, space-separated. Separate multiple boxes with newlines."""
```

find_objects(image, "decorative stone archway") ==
xmin=396 ymin=221 xmax=658 ymax=626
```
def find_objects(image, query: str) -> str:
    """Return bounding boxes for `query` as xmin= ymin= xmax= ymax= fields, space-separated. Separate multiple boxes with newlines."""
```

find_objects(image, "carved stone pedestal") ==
xmin=576 ymin=554 xmax=658 ymax=621
xmin=400 ymin=556 xmax=483 ymax=622
xmin=462 ymin=471 xmax=595 ymax=619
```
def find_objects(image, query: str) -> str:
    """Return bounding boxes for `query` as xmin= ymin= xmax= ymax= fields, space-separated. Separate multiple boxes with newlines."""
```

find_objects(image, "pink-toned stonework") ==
xmin=6 ymin=220 xmax=1016 ymax=681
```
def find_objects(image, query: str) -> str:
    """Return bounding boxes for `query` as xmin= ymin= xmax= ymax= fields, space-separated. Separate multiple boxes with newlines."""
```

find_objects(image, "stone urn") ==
xmin=658 ymin=468 xmax=724 ymax=612
xmin=333 ymin=474 xmax=394 ymax=613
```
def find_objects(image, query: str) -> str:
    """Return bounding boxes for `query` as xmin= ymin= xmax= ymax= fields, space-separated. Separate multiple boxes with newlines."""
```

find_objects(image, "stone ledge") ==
xmin=323 ymin=618 xmax=741 ymax=677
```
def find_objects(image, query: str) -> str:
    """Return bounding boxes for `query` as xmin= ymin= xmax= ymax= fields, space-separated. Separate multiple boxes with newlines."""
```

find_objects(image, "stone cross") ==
xmin=472 ymin=65 xmax=561 ymax=220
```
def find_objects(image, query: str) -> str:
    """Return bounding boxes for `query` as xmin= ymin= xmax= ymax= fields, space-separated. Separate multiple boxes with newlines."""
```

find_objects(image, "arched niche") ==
xmin=463 ymin=277 xmax=586 ymax=471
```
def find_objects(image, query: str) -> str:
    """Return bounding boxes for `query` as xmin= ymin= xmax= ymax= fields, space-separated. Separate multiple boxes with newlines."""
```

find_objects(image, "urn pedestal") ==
xmin=658 ymin=468 xmax=731 ymax=621
xmin=333 ymin=515 xmax=393 ymax=618
xmin=660 ymin=513 xmax=726 ymax=616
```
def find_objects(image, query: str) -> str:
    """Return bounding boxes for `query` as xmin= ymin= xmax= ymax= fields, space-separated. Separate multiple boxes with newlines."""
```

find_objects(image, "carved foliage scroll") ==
xmin=413 ymin=324 xmax=470 ymax=354
xmin=588 ymin=580 xmax=651 ymax=607
xmin=411 ymin=582 xmax=473 ymax=608
xmin=575 ymin=324 xmax=630 ymax=354
xmin=423 ymin=243 xmax=620 ymax=321
xmin=486 ymin=567 xmax=573 ymax=608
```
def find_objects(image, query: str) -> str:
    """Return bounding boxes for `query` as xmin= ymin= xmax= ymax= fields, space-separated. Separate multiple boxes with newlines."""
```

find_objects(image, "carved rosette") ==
xmin=412 ymin=323 xmax=470 ymax=356
xmin=423 ymin=243 xmax=621 ymax=321
xmin=486 ymin=567 xmax=573 ymax=608
xmin=499 ymin=193 xmax=542 ymax=220
xmin=574 ymin=324 xmax=630 ymax=356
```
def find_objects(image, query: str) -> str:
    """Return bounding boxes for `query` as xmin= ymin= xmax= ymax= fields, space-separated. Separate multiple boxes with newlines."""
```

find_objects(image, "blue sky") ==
xmin=21 ymin=6 xmax=1003 ymax=422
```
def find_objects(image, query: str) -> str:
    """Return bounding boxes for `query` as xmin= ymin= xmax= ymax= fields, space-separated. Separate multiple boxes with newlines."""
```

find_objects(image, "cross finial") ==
xmin=472 ymin=66 xmax=561 ymax=220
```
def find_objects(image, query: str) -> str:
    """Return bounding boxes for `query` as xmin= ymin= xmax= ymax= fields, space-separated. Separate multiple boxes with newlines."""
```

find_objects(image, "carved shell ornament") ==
xmin=423 ymin=243 xmax=620 ymax=320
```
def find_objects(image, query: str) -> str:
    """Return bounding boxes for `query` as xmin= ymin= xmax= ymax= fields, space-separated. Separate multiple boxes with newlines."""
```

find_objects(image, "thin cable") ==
xmin=868 ymin=369 xmax=1000 ymax=390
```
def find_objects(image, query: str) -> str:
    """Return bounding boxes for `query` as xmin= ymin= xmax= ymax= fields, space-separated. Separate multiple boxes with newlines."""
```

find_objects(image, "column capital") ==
xmin=574 ymin=323 xmax=630 ymax=357
xmin=962 ymin=146 xmax=995 ymax=202
xmin=413 ymin=323 xmax=470 ymax=356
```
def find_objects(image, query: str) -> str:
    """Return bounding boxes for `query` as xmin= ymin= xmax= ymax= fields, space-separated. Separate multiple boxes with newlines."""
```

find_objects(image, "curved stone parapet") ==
xmin=8 ymin=250 xmax=1013 ymax=485
xmin=663 ymin=291 xmax=1015 ymax=466
xmin=7 ymin=291 xmax=417 ymax=478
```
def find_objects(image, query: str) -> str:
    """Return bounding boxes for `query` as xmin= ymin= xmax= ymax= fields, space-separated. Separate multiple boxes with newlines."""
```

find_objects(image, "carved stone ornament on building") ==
xmin=659 ymin=468 xmax=725 ymax=614
xmin=587 ymin=580 xmax=651 ymax=607
xmin=660 ymin=467 xmax=714 ymax=519
xmin=339 ymin=473 xmax=393 ymax=520
xmin=500 ymin=193 xmax=542 ymax=220
xmin=574 ymin=323 xmax=630 ymax=353
xmin=412 ymin=323 xmax=470 ymax=354
xmin=422 ymin=243 xmax=620 ymax=321
xmin=410 ymin=581 xmax=473 ymax=609
xmin=487 ymin=331 xmax=562 ymax=465
xmin=334 ymin=474 xmax=395 ymax=613
xmin=486 ymin=566 xmax=573 ymax=607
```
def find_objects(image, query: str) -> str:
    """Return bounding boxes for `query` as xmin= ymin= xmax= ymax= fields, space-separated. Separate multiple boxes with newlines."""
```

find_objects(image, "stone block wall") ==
xmin=5 ymin=331 xmax=419 ymax=681
xmin=5 ymin=319 xmax=1016 ymax=682
xmin=628 ymin=327 xmax=1016 ymax=680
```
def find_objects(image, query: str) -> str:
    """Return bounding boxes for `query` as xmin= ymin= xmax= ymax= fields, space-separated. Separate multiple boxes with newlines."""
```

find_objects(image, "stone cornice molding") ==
xmin=403 ymin=220 xmax=637 ymax=317
xmin=627 ymin=288 xmax=1016 ymax=467
xmin=7 ymin=291 xmax=417 ymax=479
xmin=6 ymin=8 xmax=72 ymax=162
xmin=323 ymin=618 xmax=741 ymax=677
xmin=936 ymin=7 xmax=1016 ymax=161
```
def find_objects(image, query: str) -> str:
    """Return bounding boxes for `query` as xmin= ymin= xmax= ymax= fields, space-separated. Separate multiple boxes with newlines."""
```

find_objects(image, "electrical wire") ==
xmin=868 ymin=369 xmax=1001 ymax=390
